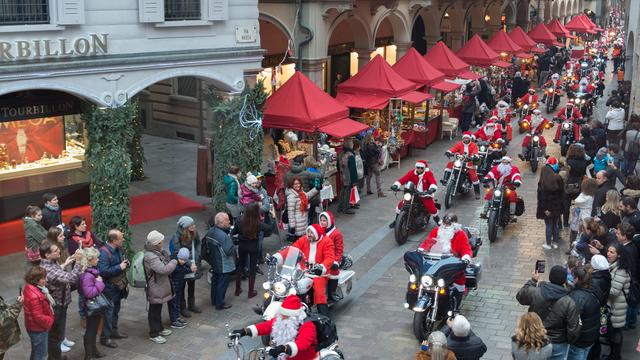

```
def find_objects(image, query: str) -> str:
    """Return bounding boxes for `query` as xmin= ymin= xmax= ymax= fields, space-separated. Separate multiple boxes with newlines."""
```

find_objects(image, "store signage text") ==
xmin=0 ymin=100 xmax=79 ymax=123
xmin=0 ymin=33 xmax=108 ymax=62
xmin=0 ymin=117 xmax=59 ymax=129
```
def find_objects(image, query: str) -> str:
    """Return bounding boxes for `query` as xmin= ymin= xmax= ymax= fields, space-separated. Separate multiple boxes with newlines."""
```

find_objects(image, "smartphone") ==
xmin=535 ymin=260 xmax=546 ymax=274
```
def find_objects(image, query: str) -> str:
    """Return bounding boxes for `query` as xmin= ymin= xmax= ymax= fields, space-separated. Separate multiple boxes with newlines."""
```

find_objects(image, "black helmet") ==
xmin=442 ymin=213 xmax=458 ymax=225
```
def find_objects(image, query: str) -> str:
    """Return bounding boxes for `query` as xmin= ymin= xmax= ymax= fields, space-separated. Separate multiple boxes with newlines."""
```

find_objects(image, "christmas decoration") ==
xmin=84 ymin=102 xmax=137 ymax=257
xmin=0 ymin=144 xmax=8 ymax=169
xmin=129 ymin=109 xmax=146 ymax=182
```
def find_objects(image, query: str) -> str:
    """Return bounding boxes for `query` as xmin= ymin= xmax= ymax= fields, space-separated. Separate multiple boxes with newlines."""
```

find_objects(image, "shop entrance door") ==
xmin=330 ymin=53 xmax=350 ymax=96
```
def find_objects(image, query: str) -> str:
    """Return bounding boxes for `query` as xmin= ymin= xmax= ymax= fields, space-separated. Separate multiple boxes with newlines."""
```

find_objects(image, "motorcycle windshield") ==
xmin=426 ymin=241 xmax=451 ymax=257
xmin=280 ymin=247 xmax=304 ymax=280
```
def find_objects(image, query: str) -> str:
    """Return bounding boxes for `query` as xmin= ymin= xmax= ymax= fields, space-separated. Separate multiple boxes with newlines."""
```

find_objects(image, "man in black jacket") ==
xmin=591 ymin=170 xmax=614 ymax=216
xmin=41 ymin=192 xmax=63 ymax=231
xmin=620 ymin=196 xmax=640 ymax=232
xmin=363 ymin=138 xmax=385 ymax=198
xmin=516 ymin=265 xmax=581 ymax=360
xmin=567 ymin=266 xmax=600 ymax=359
xmin=203 ymin=213 xmax=236 ymax=310
xmin=440 ymin=315 xmax=487 ymax=360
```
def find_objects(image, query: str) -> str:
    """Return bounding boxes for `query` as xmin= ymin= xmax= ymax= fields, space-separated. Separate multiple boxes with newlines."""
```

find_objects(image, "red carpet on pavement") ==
xmin=0 ymin=191 xmax=205 ymax=256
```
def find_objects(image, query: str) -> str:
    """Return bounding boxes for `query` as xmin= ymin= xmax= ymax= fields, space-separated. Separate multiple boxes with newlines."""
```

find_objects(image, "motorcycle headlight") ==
xmin=563 ymin=122 xmax=571 ymax=129
xmin=479 ymin=146 xmax=486 ymax=152
xmin=262 ymin=282 xmax=270 ymax=291
xmin=494 ymin=189 xmax=502 ymax=197
xmin=533 ymin=135 xmax=540 ymax=142
xmin=548 ymin=88 xmax=553 ymax=92
xmin=421 ymin=275 xmax=434 ymax=287
xmin=403 ymin=193 xmax=412 ymax=201
xmin=454 ymin=160 xmax=462 ymax=167
xmin=273 ymin=281 xmax=287 ymax=297
xmin=409 ymin=274 xmax=417 ymax=283
xmin=437 ymin=278 xmax=446 ymax=288
xmin=523 ymin=104 xmax=529 ymax=109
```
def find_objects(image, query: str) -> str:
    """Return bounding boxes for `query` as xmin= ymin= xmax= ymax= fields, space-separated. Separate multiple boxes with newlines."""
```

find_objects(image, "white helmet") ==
xmin=497 ymin=100 xmax=508 ymax=109
xmin=579 ymin=78 xmax=588 ymax=86
xmin=551 ymin=73 xmax=560 ymax=81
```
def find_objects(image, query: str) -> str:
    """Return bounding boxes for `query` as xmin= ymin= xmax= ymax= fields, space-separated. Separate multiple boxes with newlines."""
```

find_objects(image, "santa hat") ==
xmin=279 ymin=294 xmax=305 ymax=317
xmin=415 ymin=160 xmax=428 ymax=168
xmin=500 ymin=156 xmax=512 ymax=163
xmin=546 ymin=156 xmax=558 ymax=166
xmin=306 ymin=224 xmax=325 ymax=240
xmin=461 ymin=131 xmax=472 ymax=139
xmin=566 ymin=100 xmax=574 ymax=106
xmin=487 ymin=117 xmax=498 ymax=124
xmin=319 ymin=211 xmax=334 ymax=229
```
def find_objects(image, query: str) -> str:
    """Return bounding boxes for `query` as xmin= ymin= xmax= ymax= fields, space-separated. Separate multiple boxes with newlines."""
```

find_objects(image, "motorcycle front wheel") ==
xmin=530 ymin=150 xmax=538 ymax=173
xmin=560 ymin=136 xmax=568 ymax=156
xmin=488 ymin=209 xmax=498 ymax=243
xmin=394 ymin=210 xmax=410 ymax=245
xmin=261 ymin=335 xmax=270 ymax=346
xmin=412 ymin=310 xmax=438 ymax=342
xmin=444 ymin=180 xmax=456 ymax=209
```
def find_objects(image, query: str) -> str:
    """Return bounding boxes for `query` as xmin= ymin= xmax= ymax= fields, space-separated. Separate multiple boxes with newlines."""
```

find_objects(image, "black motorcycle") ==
xmin=485 ymin=180 xmax=520 ymax=242
xmin=573 ymin=93 xmax=593 ymax=117
xmin=476 ymin=140 xmax=504 ymax=178
xmin=523 ymin=122 xmax=552 ymax=173
xmin=444 ymin=153 xmax=475 ymax=209
xmin=554 ymin=117 xmax=577 ymax=156
xmin=544 ymin=85 xmax=562 ymax=113
xmin=403 ymin=230 xmax=482 ymax=341
xmin=392 ymin=183 xmax=439 ymax=245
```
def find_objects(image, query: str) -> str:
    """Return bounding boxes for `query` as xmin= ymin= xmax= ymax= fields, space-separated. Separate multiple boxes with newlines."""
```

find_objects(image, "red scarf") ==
xmin=298 ymin=190 xmax=308 ymax=212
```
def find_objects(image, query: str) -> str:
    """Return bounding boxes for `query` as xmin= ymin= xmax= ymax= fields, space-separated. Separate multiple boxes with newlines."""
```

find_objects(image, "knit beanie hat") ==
xmin=591 ymin=255 xmax=609 ymax=271
xmin=177 ymin=247 xmax=190 ymax=260
xmin=246 ymin=172 xmax=258 ymax=186
xmin=177 ymin=216 xmax=195 ymax=229
xmin=549 ymin=265 xmax=567 ymax=286
xmin=146 ymin=230 xmax=164 ymax=246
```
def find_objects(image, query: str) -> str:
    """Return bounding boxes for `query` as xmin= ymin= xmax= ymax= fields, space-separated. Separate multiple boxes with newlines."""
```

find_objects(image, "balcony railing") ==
xmin=0 ymin=0 xmax=49 ymax=25
xmin=165 ymin=0 xmax=201 ymax=21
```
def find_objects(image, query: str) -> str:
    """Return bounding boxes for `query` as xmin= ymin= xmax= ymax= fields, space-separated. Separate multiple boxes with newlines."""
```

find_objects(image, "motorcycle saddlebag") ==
xmin=515 ymin=197 xmax=525 ymax=216
xmin=465 ymin=264 xmax=482 ymax=290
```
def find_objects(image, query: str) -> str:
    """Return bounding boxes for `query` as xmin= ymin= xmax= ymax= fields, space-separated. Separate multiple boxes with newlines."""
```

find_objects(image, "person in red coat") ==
xmin=319 ymin=211 xmax=344 ymax=303
xmin=518 ymin=89 xmax=539 ymax=110
xmin=272 ymin=224 xmax=334 ymax=316
xmin=491 ymin=100 xmax=512 ymax=141
xmin=480 ymin=156 xmax=522 ymax=220
xmin=553 ymin=101 xmax=582 ymax=141
xmin=441 ymin=132 xmax=481 ymax=199
xmin=231 ymin=295 xmax=318 ymax=360
xmin=389 ymin=160 xmax=440 ymax=228
xmin=473 ymin=118 xmax=503 ymax=143
xmin=417 ymin=213 xmax=472 ymax=310
xmin=518 ymin=109 xmax=552 ymax=160
xmin=23 ymin=266 xmax=55 ymax=360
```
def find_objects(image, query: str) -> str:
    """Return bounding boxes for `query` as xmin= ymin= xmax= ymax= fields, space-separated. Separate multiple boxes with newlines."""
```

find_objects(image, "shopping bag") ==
xmin=349 ymin=186 xmax=360 ymax=205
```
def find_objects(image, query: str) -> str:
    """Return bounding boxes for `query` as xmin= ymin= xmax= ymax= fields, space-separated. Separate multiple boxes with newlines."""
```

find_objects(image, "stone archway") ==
xmin=413 ymin=7 xmax=441 ymax=53
xmin=372 ymin=10 xmax=411 ymax=62
xmin=551 ymin=1 xmax=559 ymax=19
xmin=502 ymin=1 xmax=517 ymax=31
xmin=516 ymin=0 xmax=530 ymax=30
xmin=627 ymin=31 xmax=635 ymax=81
xmin=258 ymin=17 xmax=295 ymax=94
xmin=559 ymin=1 xmax=566 ymax=19
xmin=439 ymin=5 xmax=465 ymax=50
xmin=326 ymin=12 xmax=372 ymax=94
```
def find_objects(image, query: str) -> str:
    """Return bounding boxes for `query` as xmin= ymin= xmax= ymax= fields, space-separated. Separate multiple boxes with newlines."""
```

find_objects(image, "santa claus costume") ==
xmin=518 ymin=90 xmax=539 ymax=109
xmin=554 ymin=102 xmax=582 ymax=141
xmin=481 ymin=156 xmax=522 ymax=219
xmin=391 ymin=160 xmax=439 ymax=222
xmin=247 ymin=295 xmax=319 ymax=360
xmin=473 ymin=118 xmax=503 ymax=142
xmin=520 ymin=110 xmax=552 ymax=157
xmin=491 ymin=101 xmax=512 ymax=141
xmin=442 ymin=132 xmax=481 ymax=199
xmin=319 ymin=211 xmax=344 ymax=302
xmin=274 ymin=224 xmax=334 ymax=314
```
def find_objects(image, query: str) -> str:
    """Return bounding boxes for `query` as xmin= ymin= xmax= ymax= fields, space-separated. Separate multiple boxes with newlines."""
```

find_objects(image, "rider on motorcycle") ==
xmin=571 ymin=77 xmax=596 ymax=94
xmin=270 ymin=224 xmax=334 ymax=316
xmin=518 ymin=109 xmax=552 ymax=161
xmin=417 ymin=213 xmax=472 ymax=311
xmin=440 ymin=131 xmax=481 ymax=199
xmin=473 ymin=117 xmax=503 ymax=142
xmin=491 ymin=100 xmax=512 ymax=141
xmin=553 ymin=100 xmax=582 ymax=142
xmin=390 ymin=160 xmax=440 ymax=227
xmin=518 ymin=88 xmax=539 ymax=110
xmin=231 ymin=294 xmax=318 ymax=360
xmin=480 ymin=156 xmax=522 ymax=221
xmin=319 ymin=211 xmax=344 ymax=303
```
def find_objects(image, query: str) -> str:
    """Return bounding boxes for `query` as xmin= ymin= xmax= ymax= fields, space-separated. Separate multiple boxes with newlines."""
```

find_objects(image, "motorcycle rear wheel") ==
xmin=394 ymin=210 xmax=409 ymax=245
xmin=412 ymin=310 xmax=438 ymax=342
xmin=261 ymin=335 xmax=270 ymax=346
xmin=444 ymin=180 xmax=456 ymax=209
xmin=488 ymin=210 xmax=498 ymax=243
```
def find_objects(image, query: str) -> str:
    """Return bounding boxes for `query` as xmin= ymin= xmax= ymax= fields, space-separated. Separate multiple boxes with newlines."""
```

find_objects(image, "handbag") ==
xmin=86 ymin=293 xmax=111 ymax=317
xmin=25 ymin=247 xmax=40 ymax=263
xmin=598 ymin=305 xmax=610 ymax=336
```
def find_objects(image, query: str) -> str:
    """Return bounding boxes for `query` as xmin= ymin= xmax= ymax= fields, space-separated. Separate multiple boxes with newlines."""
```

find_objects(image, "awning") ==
xmin=400 ymin=91 xmax=433 ymax=104
xmin=515 ymin=52 xmax=533 ymax=59
xmin=431 ymin=80 xmax=461 ymax=93
xmin=530 ymin=47 xmax=547 ymax=54
xmin=335 ymin=93 xmax=388 ymax=110
xmin=319 ymin=118 xmax=370 ymax=138
xmin=552 ymin=41 xmax=566 ymax=47
xmin=492 ymin=60 xmax=512 ymax=68
xmin=566 ymin=34 xmax=577 ymax=39
xmin=459 ymin=70 xmax=482 ymax=80
xmin=594 ymin=26 xmax=604 ymax=32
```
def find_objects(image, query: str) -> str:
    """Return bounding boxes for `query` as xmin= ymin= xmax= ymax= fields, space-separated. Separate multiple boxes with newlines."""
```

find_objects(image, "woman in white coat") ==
xmin=607 ymin=243 xmax=632 ymax=360
xmin=285 ymin=176 xmax=319 ymax=241
xmin=605 ymin=101 xmax=625 ymax=145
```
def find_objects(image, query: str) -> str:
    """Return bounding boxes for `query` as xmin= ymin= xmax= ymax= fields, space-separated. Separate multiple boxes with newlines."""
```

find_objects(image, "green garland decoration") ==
xmin=129 ymin=111 xmax=146 ymax=182
xmin=208 ymin=80 xmax=267 ymax=211
xmin=84 ymin=102 xmax=138 ymax=257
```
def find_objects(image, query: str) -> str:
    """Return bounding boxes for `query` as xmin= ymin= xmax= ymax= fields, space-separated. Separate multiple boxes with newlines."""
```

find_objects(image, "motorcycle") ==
xmin=524 ymin=123 xmax=552 ymax=173
xmin=516 ymin=102 xmax=534 ymax=133
xmin=476 ymin=140 xmax=505 ymax=178
xmin=573 ymin=92 xmax=593 ymax=117
xmin=392 ymin=183 xmax=439 ymax=245
xmin=485 ymin=180 xmax=520 ymax=243
xmin=443 ymin=153 xmax=475 ymax=209
xmin=554 ymin=117 xmax=577 ymax=156
xmin=544 ymin=85 xmax=562 ymax=113
xmin=403 ymin=234 xmax=483 ymax=341
xmin=258 ymin=247 xmax=355 ymax=344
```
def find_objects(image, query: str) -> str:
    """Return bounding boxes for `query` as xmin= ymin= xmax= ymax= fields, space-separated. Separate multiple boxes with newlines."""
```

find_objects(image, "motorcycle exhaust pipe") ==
xmin=412 ymin=296 xmax=432 ymax=313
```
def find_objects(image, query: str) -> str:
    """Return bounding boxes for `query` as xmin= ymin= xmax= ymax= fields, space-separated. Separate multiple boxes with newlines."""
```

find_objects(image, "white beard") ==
xmin=498 ymin=109 xmax=506 ymax=118
xmin=271 ymin=313 xmax=305 ymax=354
xmin=435 ymin=226 xmax=456 ymax=253
xmin=531 ymin=116 xmax=543 ymax=129
xmin=485 ymin=127 xmax=496 ymax=136
xmin=497 ymin=163 xmax=512 ymax=178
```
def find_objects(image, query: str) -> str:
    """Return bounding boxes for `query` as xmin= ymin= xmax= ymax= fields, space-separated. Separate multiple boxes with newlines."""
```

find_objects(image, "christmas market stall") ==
xmin=456 ymin=34 xmax=510 ymax=94
xmin=509 ymin=26 xmax=546 ymax=84
xmin=336 ymin=54 xmax=430 ymax=165
xmin=391 ymin=48 xmax=444 ymax=149
xmin=565 ymin=15 xmax=598 ymax=58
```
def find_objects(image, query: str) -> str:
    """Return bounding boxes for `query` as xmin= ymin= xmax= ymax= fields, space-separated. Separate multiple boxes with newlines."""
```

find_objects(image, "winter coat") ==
xmin=67 ymin=231 xmax=98 ymax=255
xmin=608 ymin=261 xmax=631 ymax=329
xmin=79 ymin=267 xmax=105 ymax=301
xmin=23 ymin=217 xmax=47 ymax=250
xmin=591 ymin=270 xmax=612 ymax=307
xmin=41 ymin=205 xmax=62 ymax=231
xmin=598 ymin=209 xmax=621 ymax=229
xmin=202 ymin=226 xmax=236 ymax=274
xmin=98 ymin=243 xmax=126 ymax=296
xmin=568 ymin=286 xmax=601 ymax=348
xmin=239 ymin=183 xmax=262 ymax=207
xmin=143 ymin=244 xmax=177 ymax=304
xmin=363 ymin=142 xmax=381 ymax=166
xmin=441 ymin=326 xmax=487 ymax=360
xmin=624 ymin=129 xmax=640 ymax=154
xmin=414 ymin=350 xmax=457 ymax=360
xmin=462 ymin=86 xmax=480 ymax=114
xmin=573 ymin=193 xmax=593 ymax=221
xmin=605 ymin=107 xmax=625 ymax=131
xmin=593 ymin=154 xmax=611 ymax=173
xmin=169 ymin=230 xmax=202 ymax=269
xmin=622 ymin=209 xmax=640 ymax=233
xmin=592 ymin=182 xmax=615 ymax=217
xmin=620 ymin=188 xmax=640 ymax=206
xmin=511 ymin=336 xmax=553 ymax=360
xmin=512 ymin=77 xmax=529 ymax=100
xmin=516 ymin=280 xmax=581 ymax=344
xmin=339 ymin=148 xmax=358 ymax=186
xmin=223 ymin=174 xmax=241 ymax=205
xmin=566 ymin=157 xmax=589 ymax=185
xmin=0 ymin=296 xmax=22 ymax=354
xmin=22 ymin=283 xmax=54 ymax=333
xmin=231 ymin=215 xmax=272 ymax=254
xmin=536 ymin=171 xmax=565 ymax=219
xmin=285 ymin=187 xmax=319 ymax=236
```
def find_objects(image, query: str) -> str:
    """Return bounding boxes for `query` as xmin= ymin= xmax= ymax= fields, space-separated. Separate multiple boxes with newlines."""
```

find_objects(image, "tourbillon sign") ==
xmin=0 ymin=33 xmax=108 ymax=62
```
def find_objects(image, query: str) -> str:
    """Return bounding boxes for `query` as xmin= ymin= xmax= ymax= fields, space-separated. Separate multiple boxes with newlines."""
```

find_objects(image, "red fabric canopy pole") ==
xmin=455 ymin=34 xmax=500 ymax=67
xmin=424 ymin=41 xmax=470 ymax=79
xmin=487 ymin=30 xmax=522 ymax=55
xmin=392 ymin=47 xmax=446 ymax=88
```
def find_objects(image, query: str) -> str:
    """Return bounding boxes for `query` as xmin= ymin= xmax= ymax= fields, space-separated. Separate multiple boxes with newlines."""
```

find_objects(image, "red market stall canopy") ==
xmin=392 ymin=47 xmax=446 ymax=88
xmin=336 ymin=54 xmax=429 ymax=109
xmin=508 ymin=26 xmax=537 ymax=51
xmin=492 ymin=60 xmax=512 ymax=68
xmin=565 ymin=15 xmax=596 ymax=34
xmin=578 ymin=14 xmax=602 ymax=31
xmin=455 ymin=34 xmax=500 ymax=67
xmin=431 ymin=80 xmax=461 ymax=93
xmin=424 ymin=41 xmax=470 ymax=79
xmin=515 ymin=52 xmax=533 ymax=59
xmin=263 ymin=71 xmax=358 ymax=135
xmin=487 ymin=30 xmax=522 ymax=55
xmin=318 ymin=118 xmax=370 ymax=138
xmin=459 ymin=70 xmax=482 ymax=80
xmin=528 ymin=23 xmax=559 ymax=45
xmin=546 ymin=18 xmax=572 ymax=38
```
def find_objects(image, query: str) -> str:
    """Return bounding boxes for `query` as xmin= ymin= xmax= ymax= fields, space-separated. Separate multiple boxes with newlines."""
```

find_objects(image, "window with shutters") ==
xmin=175 ymin=77 xmax=199 ymax=98
xmin=0 ymin=0 xmax=50 ymax=25
xmin=165 ymin=0 xmax=201 ymax=21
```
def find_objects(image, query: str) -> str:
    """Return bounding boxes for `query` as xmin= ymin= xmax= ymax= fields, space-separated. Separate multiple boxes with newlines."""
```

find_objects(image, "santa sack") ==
xmin=515 ymin=197 xmax=525 ymax=216
xmin=349 ymin=186 xmax=360 ymax=205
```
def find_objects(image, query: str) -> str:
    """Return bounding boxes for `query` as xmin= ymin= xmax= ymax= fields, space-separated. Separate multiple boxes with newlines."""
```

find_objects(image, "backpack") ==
xmin=627 ymin=131 xmax=640 ymax=157
xmin=127 ymin=251 xmax=148 ymax=288
xmin=305 ymin=312 xmax=338 ymax=351
xmin=623 ymin=278 xmax=640 ymax=306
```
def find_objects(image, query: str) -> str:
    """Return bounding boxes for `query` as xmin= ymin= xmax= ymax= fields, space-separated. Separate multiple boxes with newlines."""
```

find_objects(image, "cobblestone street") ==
xmin=2 ymin=72 xmax=639 ymax=360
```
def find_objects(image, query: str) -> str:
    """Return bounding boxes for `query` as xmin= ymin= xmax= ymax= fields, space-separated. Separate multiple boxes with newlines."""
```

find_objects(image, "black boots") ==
xmin=432 ymin=215 xmax=441 ymax=226
xmin=327 ymin=279 xmax=342 ymax=303
xmin=84 ymin=337 xmax=105 ymax=359
xmin=248 ymin=276 xmax=257 ymax=299
xmin=317 ymin=304 xmax=330 ymax=317
xmin=440 ymin=171 xmax=451 ymax=186
xmin=389 ymin=214 xmax=398 ymax=228
xmin=473 ymin=184 xmax=481 ymax=200
xmin=187 ymin=285 xmax=202 ymax=314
